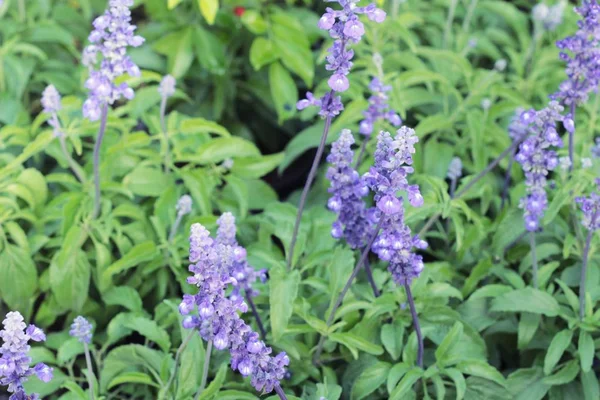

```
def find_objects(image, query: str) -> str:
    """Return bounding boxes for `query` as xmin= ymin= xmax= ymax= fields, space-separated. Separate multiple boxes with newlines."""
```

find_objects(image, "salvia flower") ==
xmin=180 ymin=223 xmax=287 ymax=393
xmin=0 ymin=312 xmax=53 ymax=398
xmin=552 ymin=0 xmax=600 ymax=106
xmin=298 ymin=0 xmax=386 ymax=117
xmin=69 ymin=316 xmax=93 ymax=344
xmin=592 ymin=138 xmax=600 ymax=158
xmin=176 ymin=195 xmax=193 ymax=217
xmin=326 ymin=129 xmax=376 ymax=248
xmin=532 ymin=1 xmax=566 ymax=31
xmin=158 ymin=75 xmax=176 ymax=98
xmin=515 ymin=101 xmax=565 ymax=231
xmin=508 ymin=107 xmax=530 ymax=142
xmin=359 ymin=78 xmax=402 ymax=136
xmin=576 ymin=179 xmax=600 ymax=231
xmin=41 ymin=85 xmax=63 ymax=138
xmin=364 ymin=128 xmax=428 ymax=286
xmin=215 ymin=213 xmax=267 ymax=298
xmin=582 ymin=157 xmax=593 ymax=168
xmin=82 ymin=0 xmax=144 ymax=121
xmin=446 ymin=157 xmax=463 ymax=181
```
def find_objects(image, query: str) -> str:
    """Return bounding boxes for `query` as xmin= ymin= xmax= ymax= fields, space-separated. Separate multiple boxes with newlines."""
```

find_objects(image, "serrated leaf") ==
xmin=490 ymin=288 xmax=560 ymax=316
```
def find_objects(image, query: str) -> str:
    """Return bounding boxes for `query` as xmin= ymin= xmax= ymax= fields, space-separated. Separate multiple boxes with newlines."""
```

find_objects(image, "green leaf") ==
xmin=197 ymin=363 xmax=227 ymax=400
xmin=329 ymin=332 xmax=384 ymax=358
xmin=168 ymin=0 xmax=184 ymax=9
xmin=249 ymin=37 xmax=279 ymax=70
xmin=100 ymin=345 xmax=165 ymax=392
xmin=457 ymin=360 xmax=506 ymax=387
xmin=351 ymin=362 xmax=391 ymax=400
xmin=241 ymin=10 xmax=268 ymax=34
xmin=231 ymin=153 xmax=284 ymax=178
xmin=389 ymin=368 xmax=423 ymax=400
xmin=444 ymin=368 xmax=466 ymax=400
xmin=269 ymin=62 xmax=297 ymax=124
xmin=154 ymin=28 xmax=194 ymax=78
xmin=582 ymin=369 xmax=600 ymax=400
xmin=579 ymin=331 xmax=594 ymax=373
xmin=176 ymin=333 xmax=205 ymax=399
xmin=103 ymin=286 xmax=143 ymax=312
xmin=198 ymin=0 xmax=219 ymax=25
xmin=270 ymin=266 xmax=300 ymax=341
xmin=381 ymin=320 xmax=404 ymax=360
xmin=61 ymin=381 xmax=87 ymax=399
xmin=517 ymin=312 xmax=540 ymax=350
xmin=271 ymin=13 xmax=313 ymax=86
xmin=542 ymin=360 xmax=579 ymax=386
xmin=435 ymin=321 xmax=463 ymax=365
xmin=0 ymin=245 xmax=38 ymax=311
xmin=123 ymin=316 xmax=171 ymax=353
xmin=101 ymin=242 xmax=159 ymax=291
xmin=108 ymin=371 xmax=159 ymax=389
xmin=124 ymin=166 xmax=169 ymax=197
xmin=490 ymin=288 xmax=560 ymax=316
xmin=543 ymin=330 xmax=573 ymax=375
xmin=194 ymin=26 xmax=226 ymax=75
xmin=57 ymin=338 xmax=84 ymax=365
xmin=180 ymin=118 xmax=230 ymax=137
xmin=195 ymin=137 xmax=260 ymax=164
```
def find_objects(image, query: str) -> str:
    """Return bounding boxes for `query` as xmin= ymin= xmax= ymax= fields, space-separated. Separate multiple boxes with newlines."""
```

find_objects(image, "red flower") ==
xmin=234 ymin=6 xmax=245 ymax=17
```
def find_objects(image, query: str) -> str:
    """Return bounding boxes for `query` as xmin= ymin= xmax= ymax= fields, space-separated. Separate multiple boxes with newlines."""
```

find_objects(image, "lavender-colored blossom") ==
xmin=69 ymin=316 xmax=93 ymax=344
xmin=215 ymin=213 xmax=267 ymax=298
xmin=559 ymin=156 xmax=572 ymax=171
xmin=592 ymin=138 xmax=600 ymax=158
xmin=0 ymin=312 xmax=53 ymax=398
xmin=82 ymin=0 xmax=144 ymax=121
xmin=552 ymin=0 xmax=600 ymax=106
xmin=576 ymin=179 xmax=600 ymax=231
xmin=582 ymin=157 xmax=593 ymax=168
xmin=363 ymin=128 xmax=428 ymax=286
xmin=176 ymin=195 xmax=193 ymax=217
xmin=358 ymin=78 xmax=402 ymax=136
xmin=494 ymin=59 xmax=507 ymax=72
xmin=326 ymin=130 xmax=376 ymax=248
xmin=158 ymin=75 xmax=176 ymax=98
xmin=41 ymin=85 xmax=63 ymax=138
xmin=515 ymin=101 xmax=565 ymax=231
xmin=447 ymin=157 xmax=463 ymax=181
xmin=298 ymin=0 xmax=386 ymax=117
xmin=532 ymin=1 xmax=566 ymax=31
xmin=508 ymin=108 xmax=530 ymax=142
xmin=180 ymin=223 xmax=286 ymax=393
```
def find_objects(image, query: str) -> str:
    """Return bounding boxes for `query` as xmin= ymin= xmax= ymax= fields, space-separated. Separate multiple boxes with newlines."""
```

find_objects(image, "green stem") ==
xmin=160 ymin=95 xmax=171 ymax=174
xmin=194 ymin=340 xmax=212 ymax=400
xmin=92 ymin=104 xmax=109 ymax=220
xmin=161 ymin=330 xmax=195 ymax=399
xmin=83 ymin=343 xmax=96 ymax=400
xmin=530 ymin=232 xmax=538 ymax=289
xmin=462 ymin=0 xmax=479 ymax=32
xmin=580 ymin=231 xmax=593 ymax=319
xmin=443 ymin=0 xmax=458 ymax=49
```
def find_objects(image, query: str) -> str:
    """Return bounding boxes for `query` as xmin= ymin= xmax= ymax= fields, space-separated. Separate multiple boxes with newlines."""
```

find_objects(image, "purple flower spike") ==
xmin=69 ymin=316 xmax=94 ymax=344
xmin=82 ymin=0 xmax=144 ymax=121
xmin=576 ymin=180 xmax=600 ymax=231
xmin=515 ymin=101 xmax=564 ymax=231
xmin=181 ymin=221 xmax=286 ymax=394
xmin=0 ymin=312 xmax=53 ymax=397
xmin=552 ymin=0 xmax=600 ymax=106
xmin=364 ymin=127 xmax=428 ymax=286
xmin=326 ymin=129 xmax=376 ymax=248
xmin=297 ymin=0 xmax=386 ymax=117
xmin=359 ymin=74 xmax=403 ymax=136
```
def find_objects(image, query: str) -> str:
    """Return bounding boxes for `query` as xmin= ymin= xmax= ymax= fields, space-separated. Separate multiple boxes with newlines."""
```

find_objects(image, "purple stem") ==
xmin=580 ymin=230 xmax=593 ymax=319
xmin=569 ymin=102 xmax=576 ymax=172
xmin=404 ymin=283 xmax=423 ymax=368
xmin=364 ymin=258 xmax=380 ymax=297
xmin=92 ymin=104 xmax=108 ymax=220
xmin=274 ymin=384 xmax=288 ymax=400
xmin=245 ymin=292 xmax=267 ymax=339
xmin=287 ymin=111 xmax=333 ymax=271
xmin=160 ymin=95 xmax=171 ymax=174
xmin=313 ymin=222 xmax=382 ymax=365
xmin=530 ymin=232 xmax=538 ymax=289
xmin=500 ymin=151 xmax=516 ymax=209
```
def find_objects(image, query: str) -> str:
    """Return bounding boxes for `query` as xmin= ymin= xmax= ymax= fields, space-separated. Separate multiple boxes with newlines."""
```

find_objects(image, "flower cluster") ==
xmin=82 ymin=0 xmax=144 ymax=121
xmin=532 ymin=1 xmax=566 ymax=31
xmin=0 ymin=312 xmax=53 ymax=398
xmin=176 ymin=195 xmax=193 ymax=217
xmin=508 ymin=108 xmax=530 ymax=142
xmin=326 ymin=130 xmax=376 ymax=248
xmin=515 ymin=101 xmax=565 ymax=231
xmin=215 ymin=213 xmax=267 ymax=298
xmin=552 ymin=0 xmax=600 ymax=107
xmin=180 ymin=223 xmax=287 ymax=393
xmin=297 ymin=0 xmax=386 ymax=117
xmin=446 ymin=157 xmax=463 ymax=181
xmin=70 ymin=316 xmax=93 ymax=344
xmin=363 ymin=127 xmax=428 ymax=285
xmin=158 ymin=75 xmax=176 ymax=98
xmin=358 ymin=78 xmax=402 ymax=136
xmin=41 ymin=85 xmax=64 ymax=138
xmin=576 ymin=179 xmax=600 ymax=231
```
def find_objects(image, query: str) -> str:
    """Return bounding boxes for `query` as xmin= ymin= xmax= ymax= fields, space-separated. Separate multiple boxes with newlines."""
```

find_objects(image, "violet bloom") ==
xmin=176 ymin=195 xmax=193 ymax=217
xmin=577 ymin=179 xmax=600 ymax=231
xmin=297 ymin=0 xmax=386 ymax=117
xmin=515 ymin=101 xmax=565 ymax=231
xmin=363 ymin=128 xmax=428 ymax=286
xmin=532 ymin=1 xmax=566 ymax=32
xmin=41 ymin=85 xmax=63 ymax=138
xmin=359 ymin=78 xmax=402 ymax=136
xmin=592 ymin=138 xmax=600 ymax=158
xmin=326 ymin=129 xmax=376 ymax=248
xmin=0 ymin=312 xmax=53 ymax=398
xmin=70 ymin=316 xmax=93 ymax=344
xmin=446 ymin=157 xmax=462 ymax=181
xmin=180 ymin=224 xmax=287 ymax=393
xmin=552 ymin=0 xmax=600 ymax=107
xmin=82 ymin=0 xmax=144 ymax=121
xmin=215 ymin=212 xmax=267 ymax=299
xmin=158 ymin=75 xmax=176 ymax=98
xmin=508 ymin=107 xmax=530 ymax=142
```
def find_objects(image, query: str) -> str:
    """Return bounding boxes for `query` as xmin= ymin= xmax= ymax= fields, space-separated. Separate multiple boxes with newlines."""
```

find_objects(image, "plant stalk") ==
xmin=274 ymin=384 xmax=288 ymax=400
xmin=160 ymin=95 xmax=171 ymax=174
xmin=404 ymin=283 xmax=423 ymax=368
xmin=530 ymin=232 xmax=538 ymax=289
xmin=92 ymin=104 xmax=109 ymax=220
xmin=83 ymin=343 xmax=96 ymax=400
xmin=364 ymin=258 xmax=380 ymax=298
xmin=500 ymin=151 xmax=516 ymax=209
xmin=194 ymin=340 xmax=212 ymax=400
xmin=569 ymin=103 xmax=576 ymax=172
xmin=443 ymin=0 xmax=458 ymax=49
xmin=580 ymin=231 xmax=593 ymax=319
xmin=59 ymin=135 xmax=86 ymax=184
xmin=462 ymin=0 xmax=479 ymax=32
xmin=168 ymin=213 xmax=183 ymax=244
xmin=162 ymin=330 xmax=195 ymax=399
xmin=245 ymin=292 xmax=267 ymax=339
